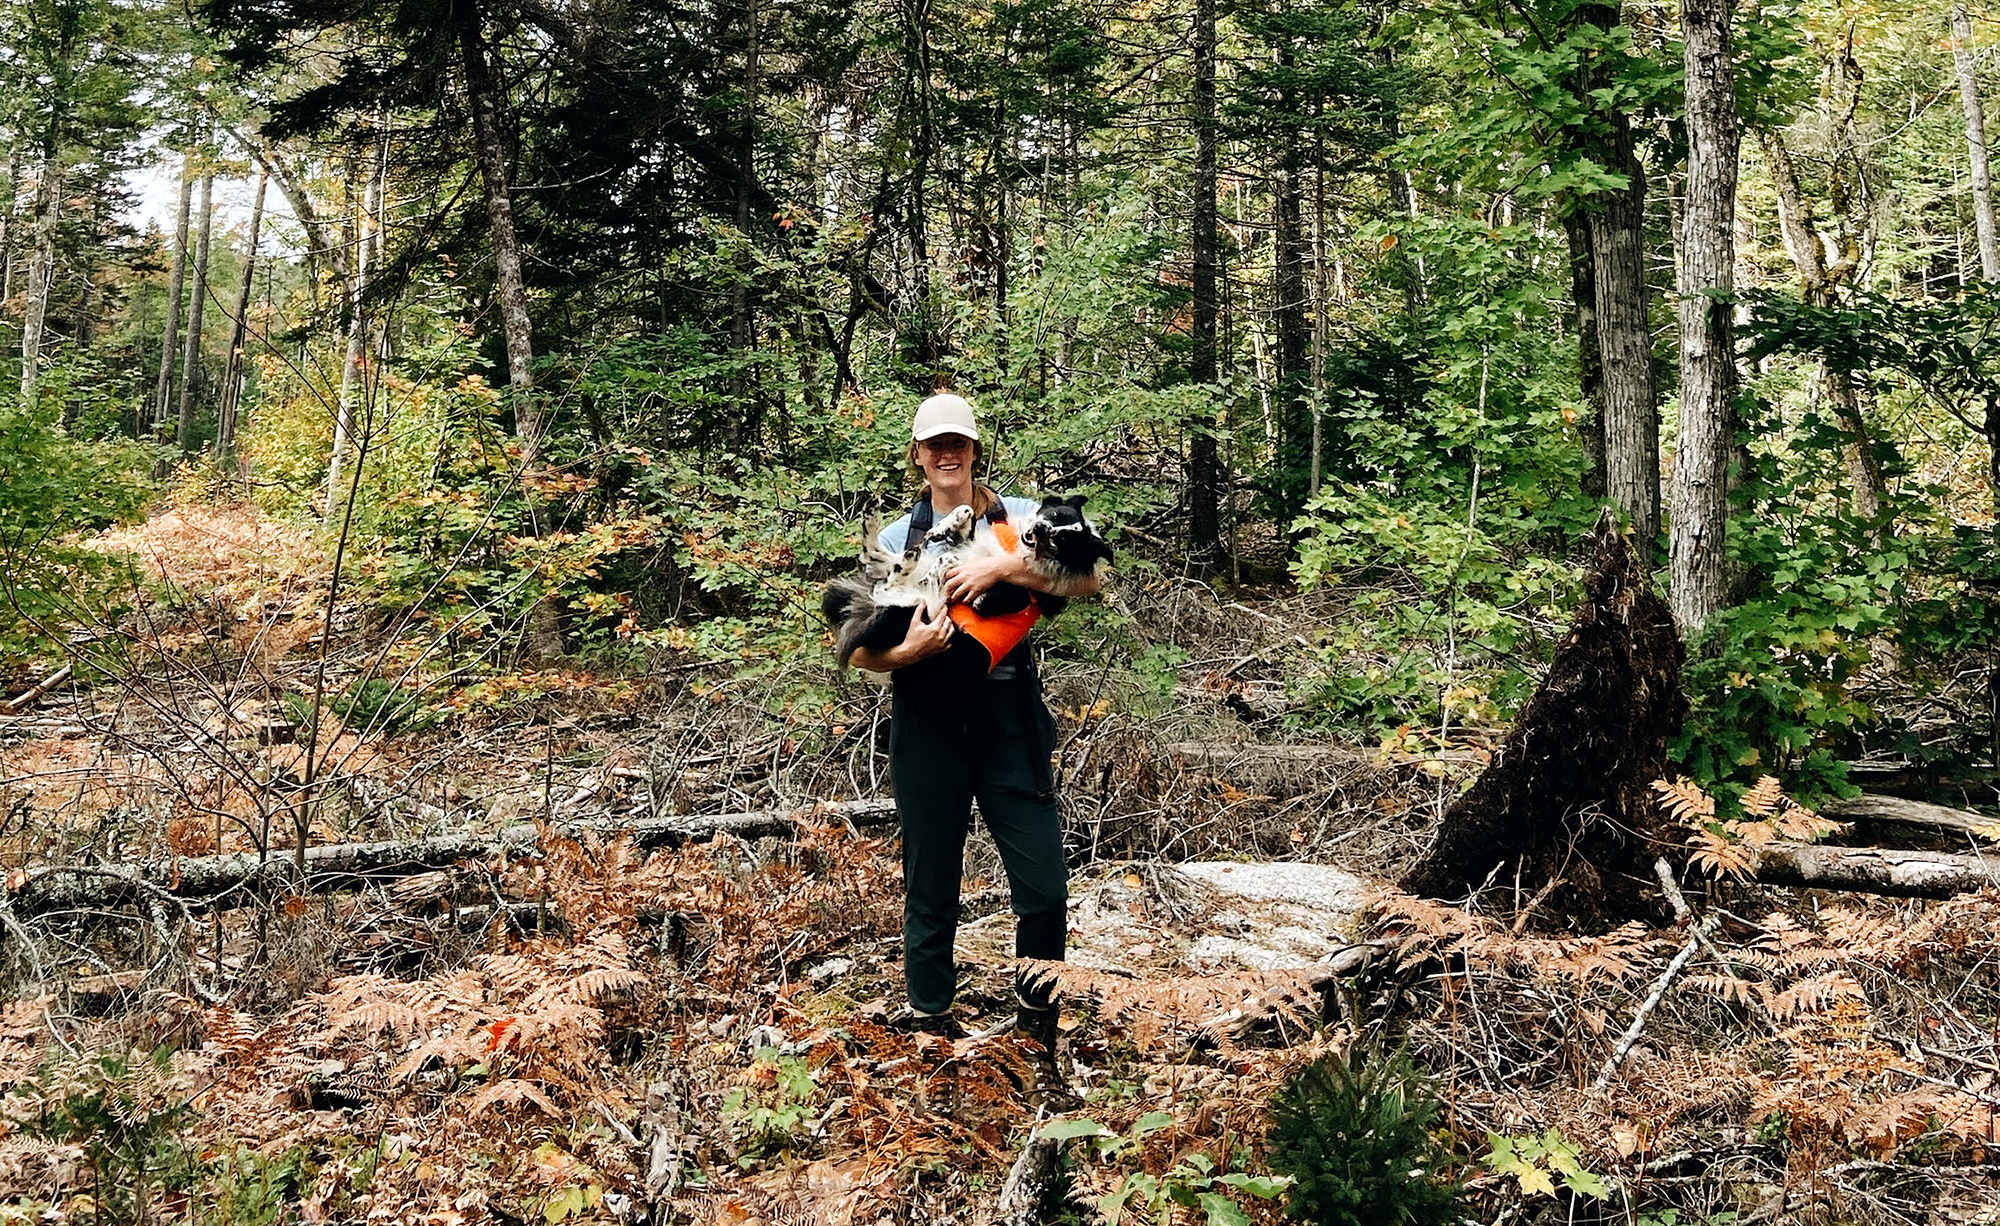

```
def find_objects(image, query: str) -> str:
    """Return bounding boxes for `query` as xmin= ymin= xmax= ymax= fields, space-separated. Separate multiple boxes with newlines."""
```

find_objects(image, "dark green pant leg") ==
xmin=889 ymin=701 xmax=975 ymax=1016
xmin=975 ymin=684 xmax=1068 ymax=995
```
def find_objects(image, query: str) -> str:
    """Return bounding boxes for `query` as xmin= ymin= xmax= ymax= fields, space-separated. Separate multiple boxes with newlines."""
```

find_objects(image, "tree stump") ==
xmin=1400 ymin=521 xmax=1686 ymax=927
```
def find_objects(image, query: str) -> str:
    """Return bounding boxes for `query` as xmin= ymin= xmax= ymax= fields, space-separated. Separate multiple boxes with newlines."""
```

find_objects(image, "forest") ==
xmin=2 ymin=0 xmax=2000 ymax=1220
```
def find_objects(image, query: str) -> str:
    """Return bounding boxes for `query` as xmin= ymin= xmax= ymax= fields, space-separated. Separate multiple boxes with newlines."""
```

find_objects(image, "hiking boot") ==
xmin=889 ymin=1007 xmax=964 ymax=1040
xmin=1015 ymin=1001 xmax=1057 ymax=1043
xmin=1015 ymin=1003 xmax=1061 ymax=1065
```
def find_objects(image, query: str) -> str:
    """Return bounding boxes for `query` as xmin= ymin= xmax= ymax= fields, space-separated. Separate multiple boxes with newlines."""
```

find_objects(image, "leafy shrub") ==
xmin=0 ymin=394 xmax=151 ymax=666
xmin=12 ymin=1047 xmax=192 ymax=1223
xmin=1040 ymin=1112 xmax=1291 ymax=1226
xmin=1672 ymin=397 xmax=2000 ymax=806
xmin=1266 ymin=1046 xmax=1461 ymax=1226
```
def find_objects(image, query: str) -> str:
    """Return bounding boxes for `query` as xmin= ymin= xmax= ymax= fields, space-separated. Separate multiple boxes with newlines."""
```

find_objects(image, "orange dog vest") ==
xmin=943 ymin=518 xmax=1041 ymax=670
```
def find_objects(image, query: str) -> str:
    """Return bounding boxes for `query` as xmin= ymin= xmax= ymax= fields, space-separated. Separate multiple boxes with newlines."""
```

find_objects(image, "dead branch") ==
xmin=1592 ymin=912 xmax=1721 ymax=1090
xmin=1821 ymin=793 xmax=1999 ymax=838
xmin=994 ymin=1125 xmax=1066 ymax=1226
xmin=3 ymin=665 xmax=72 ymax=714
xmin=5 ymin=798 xmax=899 ymax=917
xmin=1752 ymin=840 xmax=2000 ymax=898
xmin=1841 ymin=760 xmax=1999 ymax=801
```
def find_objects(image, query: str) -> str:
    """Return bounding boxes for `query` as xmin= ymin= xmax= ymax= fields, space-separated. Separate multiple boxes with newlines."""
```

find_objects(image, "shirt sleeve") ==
xmin=1003 ymin=496 xmax=1040 ymax=525
xmin=878 ymin=514 xmax=911 ymax=555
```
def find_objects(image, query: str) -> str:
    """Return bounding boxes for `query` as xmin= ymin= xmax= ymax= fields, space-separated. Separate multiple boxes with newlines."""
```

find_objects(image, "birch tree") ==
xmin=176 ymin=162 xmax=214 ymax=453
xmin=215 ymin=168 xmax=267 ymax=458
xmin=153 ymin=151 xmax=193 ymax=436
xmin=1952 ymin=4 xmax=1999 ymax=283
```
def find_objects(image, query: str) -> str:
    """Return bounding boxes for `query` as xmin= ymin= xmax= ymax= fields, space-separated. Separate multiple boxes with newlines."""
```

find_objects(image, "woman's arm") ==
xmin=849 ymin=602 xmax=956 ymax=672
xmin=940 ymin=551 xmax=1102 ymax=606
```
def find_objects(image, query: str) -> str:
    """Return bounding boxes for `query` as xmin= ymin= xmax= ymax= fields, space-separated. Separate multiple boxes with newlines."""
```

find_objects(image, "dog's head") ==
xmin=1022 ymin=494 xmax=1114 ymax=569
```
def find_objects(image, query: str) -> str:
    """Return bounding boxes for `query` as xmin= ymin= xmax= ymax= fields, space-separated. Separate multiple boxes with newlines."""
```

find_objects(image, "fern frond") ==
xmin=1547 ymin=923 xmax=1655 ymax=986
xmin=1843 ymin=1089 xmax=1951 ymax=1155
xmin=1741 ymin=775 xmax=1785 ymax=818
xmin=1687 ymin=972 xmax=1761 ymax=1008
xmin=1688 ymin=827 xmax=1756 ymax=881
xmin=1773 ymin=803 xmax=1845 ymax=843
xmin=1769 ymin=972 xmax=1865 ymax=1020
xmin=466 ymin=1077 xmax=560 ymax=1118
xmin=1653 ymin=777 xmax=1716 ymax=826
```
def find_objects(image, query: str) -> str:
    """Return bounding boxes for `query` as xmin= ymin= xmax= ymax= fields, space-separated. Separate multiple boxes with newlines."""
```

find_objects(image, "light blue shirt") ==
xmin=878 ymin=496 xmax=1042 ymax=556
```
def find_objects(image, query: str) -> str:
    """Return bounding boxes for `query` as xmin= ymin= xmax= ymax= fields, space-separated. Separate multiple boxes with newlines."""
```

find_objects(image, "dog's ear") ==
xmin=1065 ymin=493 xmax=1089 ymax=510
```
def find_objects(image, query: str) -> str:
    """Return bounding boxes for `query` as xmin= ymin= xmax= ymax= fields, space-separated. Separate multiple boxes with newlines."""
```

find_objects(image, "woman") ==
xmin=848 ymin=392 xmax=1101 ymax=1047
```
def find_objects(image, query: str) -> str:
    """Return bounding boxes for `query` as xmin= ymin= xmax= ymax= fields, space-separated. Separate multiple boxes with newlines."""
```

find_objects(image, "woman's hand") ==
xmin=900 ymin=601 xmax=956 ymax=660
xmin=941 ymin=552 xmax=1025 ymax=606
xmin=847 ymin=603 xmax=955 ymax=672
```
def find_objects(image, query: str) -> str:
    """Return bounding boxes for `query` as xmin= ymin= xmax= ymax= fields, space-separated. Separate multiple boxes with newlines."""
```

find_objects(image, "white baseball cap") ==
xmin=912 ymin=392 xmax=980 ymax=442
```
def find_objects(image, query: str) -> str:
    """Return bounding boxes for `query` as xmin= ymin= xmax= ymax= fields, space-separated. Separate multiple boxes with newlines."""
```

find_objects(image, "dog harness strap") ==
xmin=907 ymin=495 xmax=1039 ymax=672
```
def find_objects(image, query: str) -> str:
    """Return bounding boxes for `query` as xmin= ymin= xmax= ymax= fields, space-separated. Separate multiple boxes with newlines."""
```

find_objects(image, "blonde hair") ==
xmin=908 ymin=438 xmax=996 ymax=516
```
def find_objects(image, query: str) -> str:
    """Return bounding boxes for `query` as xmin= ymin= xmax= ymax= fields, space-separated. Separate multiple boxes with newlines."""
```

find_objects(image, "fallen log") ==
xmin=5 ymin=798 xmax=900 ymax=918
xmin=1840 ymin=761 xmax=1999 ymax=804
xmin=1820 ymin=794 xmax=2000 ymax=839
xmin=3 ymin=665 xmax=72 ymax=715
xmin=1753 ymin=840 xmax=2000 ymax=899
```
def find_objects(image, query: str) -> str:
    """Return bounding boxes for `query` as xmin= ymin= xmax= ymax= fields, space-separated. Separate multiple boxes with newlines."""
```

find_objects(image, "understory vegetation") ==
xmin=3 ymin=0 xmax=2000 ymax=1220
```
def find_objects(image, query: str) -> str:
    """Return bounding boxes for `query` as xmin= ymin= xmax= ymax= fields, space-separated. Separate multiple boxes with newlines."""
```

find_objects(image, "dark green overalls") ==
xmin=891 ymin=498 xmax=1069 ymax=1016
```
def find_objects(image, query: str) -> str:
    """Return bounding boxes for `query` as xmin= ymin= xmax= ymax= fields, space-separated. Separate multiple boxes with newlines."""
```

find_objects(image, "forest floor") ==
xmin=4 ymin=503 xmax=2000 ymax=1225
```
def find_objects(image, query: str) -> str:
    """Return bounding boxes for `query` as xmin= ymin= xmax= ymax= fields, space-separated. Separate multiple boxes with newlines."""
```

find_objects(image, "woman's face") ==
xmin=916 ymin=434 xmax=975 ymax=486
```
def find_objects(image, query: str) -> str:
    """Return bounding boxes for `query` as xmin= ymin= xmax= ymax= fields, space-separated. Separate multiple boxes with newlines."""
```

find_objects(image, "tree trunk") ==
xmin=1758 ymin=128 xmax=1887 ymax=522
xmin=1272 ymin=89 xmax=1311 ymax=528
xmin=458 ymin=15 xmax=541 ymax=448
xmin=1579 ymin=3 xmax=1660 ymax=551
xmin=327 ymin=142 xmax=382 ymax=507
xmin=1952 ymin=5 xmax=2000 ymax=282
xmin=0 ymin=145 xmax=20 ymax=308
xmin=1562 ymin=210 xmax=1607 ymax=500
xmin=153 ymin=154 xmax=194 ymax=440
xmin=898 ymin=0 xmax=941 ymax=383
xmin=1753 ymin=841 xmax=2000 ymax=899
xmin=1587 ymin=147 xmax=1659 ymax=546
xmin=1820 ymin=793 xmax=2000 ymax=839
xmin=175 ymin=168 xmax=214 ymax=454
xmin=1401 ymin=517 xmax=1688 ymax=927
xmin=1310 ymin=141 xmax=1330 ymax=497
xmin=216 ymin=169 xmax=268 ymax=460
xmin=1670 ymin=0 xmax=1742 ymax=638
xmin=1188 ymin=0 xmax=1223 ymax=563
xmin=729 ymin=0 xmax=760 ymax=448
xmin=8 ymin=800 xmax=901 ymax=916
xmin=18 ymin=141 xmax=61 ymax=409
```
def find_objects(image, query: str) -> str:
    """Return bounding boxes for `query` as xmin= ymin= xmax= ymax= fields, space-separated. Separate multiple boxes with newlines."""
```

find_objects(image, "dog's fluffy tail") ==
xmin=822 ymin=574 xmax=879 ymax=667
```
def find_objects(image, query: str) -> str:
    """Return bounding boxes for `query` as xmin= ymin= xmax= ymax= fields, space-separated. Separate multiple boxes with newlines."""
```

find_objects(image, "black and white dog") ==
xmin=822 ymin=494 xmax=1112 ymax=668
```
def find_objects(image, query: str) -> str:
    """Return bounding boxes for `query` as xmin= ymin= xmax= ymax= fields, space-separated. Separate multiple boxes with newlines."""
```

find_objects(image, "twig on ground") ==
xmin=1593 ymin=910 xmax=1722 ymax=1091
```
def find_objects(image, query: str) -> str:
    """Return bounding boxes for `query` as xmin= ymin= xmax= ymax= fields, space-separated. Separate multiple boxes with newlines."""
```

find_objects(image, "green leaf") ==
xmin=1215 ymin=1173 xmax=1293 ymax=1198
xmin=1196 ymin=1191 xmax=1252 ymax=1226
xmin=1037 ymin=1118 xmax=1114 ymax=1142
xmin=1515 ymin=1165 xmax=1557 ymax=1197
